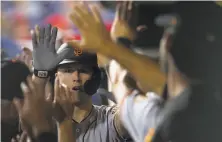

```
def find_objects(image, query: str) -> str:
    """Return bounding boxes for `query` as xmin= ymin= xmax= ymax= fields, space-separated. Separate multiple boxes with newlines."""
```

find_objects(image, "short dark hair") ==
xmin=2 ymin=61 xmax=31 ymax=100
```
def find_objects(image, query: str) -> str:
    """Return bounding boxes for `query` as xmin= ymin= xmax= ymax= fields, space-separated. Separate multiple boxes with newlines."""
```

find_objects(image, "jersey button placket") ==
xmin=76 ymin=128 xmax=80 ymax=133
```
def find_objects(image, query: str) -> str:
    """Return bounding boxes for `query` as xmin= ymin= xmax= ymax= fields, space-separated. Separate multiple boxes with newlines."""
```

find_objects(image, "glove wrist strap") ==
xmin=33 ymin=69 xmax=54 ymax=78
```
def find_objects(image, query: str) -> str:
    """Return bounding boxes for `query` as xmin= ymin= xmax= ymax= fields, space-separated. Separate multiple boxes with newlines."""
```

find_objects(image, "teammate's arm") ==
xmin=58 ymin=120 xmax=75 ymax=142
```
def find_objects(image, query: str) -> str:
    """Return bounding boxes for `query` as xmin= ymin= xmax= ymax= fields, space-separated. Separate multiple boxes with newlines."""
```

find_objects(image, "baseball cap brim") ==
xmin=58 ymin=58 xmax=98 ymax=67
xmin=58 ymin=59 xmax=78 ymax=65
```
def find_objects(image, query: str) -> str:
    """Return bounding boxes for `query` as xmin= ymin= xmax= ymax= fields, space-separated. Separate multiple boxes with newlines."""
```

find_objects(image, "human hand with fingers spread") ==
xmin=48 ymin=77 xmax=75 ymax=124
xmin=13 ymin=76 xmax=53 ymax=137
xmin=69 ymin=2 xmax=112 ymax=53
xmin=31 ymin=24 xmax=71 ymax=78
xmin=47 ymin=77 xmax=76 ymax=142
xmin=111 ymin=1 xmax=136 ymax=41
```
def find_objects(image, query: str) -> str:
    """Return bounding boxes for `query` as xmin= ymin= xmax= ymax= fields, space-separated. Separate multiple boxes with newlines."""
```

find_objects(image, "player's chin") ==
xmin=72 ymin=99 xmax=89 ymax=107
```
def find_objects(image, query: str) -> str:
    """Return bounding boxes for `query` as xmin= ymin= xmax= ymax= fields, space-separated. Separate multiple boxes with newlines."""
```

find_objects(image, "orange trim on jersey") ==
xmin=144 ymin=128 xmax=155 ymax=142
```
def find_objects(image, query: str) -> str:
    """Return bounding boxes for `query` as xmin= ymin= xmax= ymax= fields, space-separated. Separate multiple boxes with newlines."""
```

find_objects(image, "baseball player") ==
xmin=31 ymin=24 xmax=132 ymax=142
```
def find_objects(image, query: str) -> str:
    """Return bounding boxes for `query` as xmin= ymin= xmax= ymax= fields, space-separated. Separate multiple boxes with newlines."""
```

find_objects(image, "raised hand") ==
xmin=13 ymin=76 xmax=53 ymax=137
xmin=47 ymin=77 xmax=74 ymax=124
xmin=69 ymin=2 xmax=112 ymax=53
xmin=111 ymin=1 xmax=137 ymax=41
xmin=31 ymin=24 xmax=71 ymax=72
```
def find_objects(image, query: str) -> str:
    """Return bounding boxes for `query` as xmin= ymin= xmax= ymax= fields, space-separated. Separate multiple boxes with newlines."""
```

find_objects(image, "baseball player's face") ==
xmin=57 ymin=63 xmax=93 ymax=105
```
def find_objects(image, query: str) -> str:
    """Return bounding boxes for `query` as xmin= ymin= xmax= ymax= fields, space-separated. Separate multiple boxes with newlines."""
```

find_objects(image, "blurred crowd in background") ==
xmin=1 ymin=1 xmax=115 ymax=51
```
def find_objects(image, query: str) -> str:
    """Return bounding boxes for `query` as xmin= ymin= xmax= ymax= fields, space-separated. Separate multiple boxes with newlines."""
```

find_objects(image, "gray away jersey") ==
xmin=72 ymin=105 xmax=128 ymax=142
xmin=120 ymin=90 xmax=164 ymax=142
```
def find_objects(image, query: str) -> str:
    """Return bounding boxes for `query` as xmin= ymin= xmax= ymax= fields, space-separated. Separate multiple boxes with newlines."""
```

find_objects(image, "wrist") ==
xmin=58 ymin=119 xmax=73 ymax=128
xmin=99 ymin=40 xmax=119 ymax=57
xmin=32 ymin=121 xmax=53 ymax=137
xmin=111 ymin=28 xmax=135 ymax=42
xmin=103 ymin=41 xmax=129 ymax=59
xmin=32 ymin=75 xmax=48 ymax=85
xmin=33 ymin=69 xmax=54 ymax=78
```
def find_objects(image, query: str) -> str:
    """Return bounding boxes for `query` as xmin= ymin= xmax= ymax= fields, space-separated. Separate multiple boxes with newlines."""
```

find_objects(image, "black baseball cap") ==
xmin=156 ymin=1 xmax=222 ymax=83
xmin=57 ymin=43 xmax=98 ymax=67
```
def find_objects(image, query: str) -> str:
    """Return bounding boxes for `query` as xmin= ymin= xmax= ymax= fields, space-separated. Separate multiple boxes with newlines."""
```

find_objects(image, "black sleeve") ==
xmin=37 ymin=132 xmax=57 ymax=142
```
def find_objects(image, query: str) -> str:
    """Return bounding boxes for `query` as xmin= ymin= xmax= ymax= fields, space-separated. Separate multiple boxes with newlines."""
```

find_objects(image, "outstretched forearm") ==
xmin=102 ymin=41 xmax=165 ymax=95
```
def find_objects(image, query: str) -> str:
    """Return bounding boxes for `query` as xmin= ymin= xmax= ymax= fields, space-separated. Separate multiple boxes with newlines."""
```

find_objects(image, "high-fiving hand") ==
xmin=32 ymin=24 xmax=71 ymax=71
xmin=13 ymin=75 xmax=75 ymax=139
xmin=13 ymin=76 xmax=52 ymax=137
xmin=69 ymin=2 xmax=112 ymax=53
xmin=47 ymin=77 xmax=74 ymax=124
xmin=111 ymin=1 xmax=137 ymax=41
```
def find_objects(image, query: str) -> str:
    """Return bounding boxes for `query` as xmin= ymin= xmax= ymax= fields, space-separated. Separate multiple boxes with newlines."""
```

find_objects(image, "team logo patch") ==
xmin=74 ymin=47 xmax=82 ymax=56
